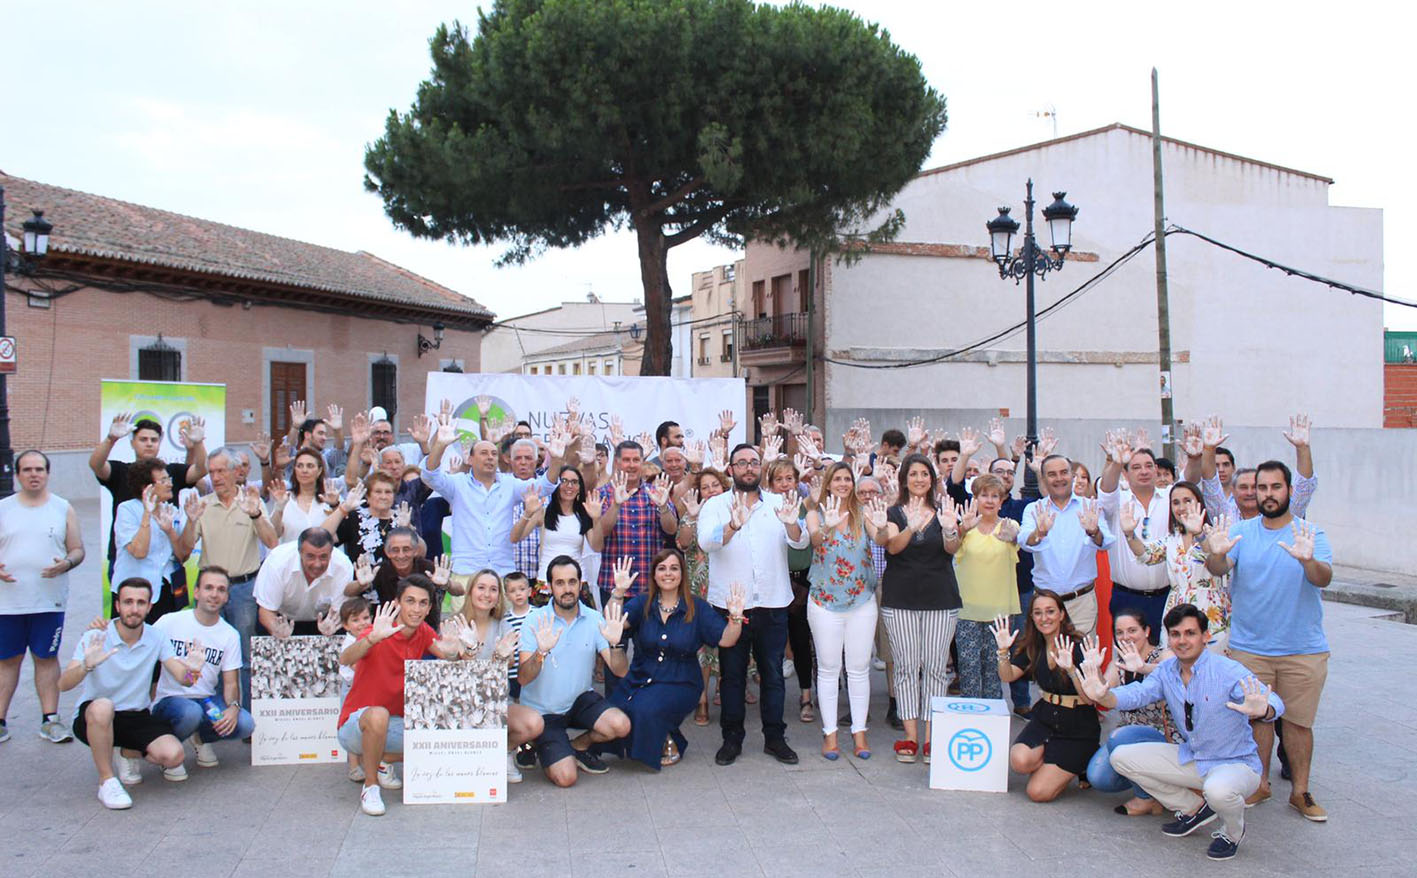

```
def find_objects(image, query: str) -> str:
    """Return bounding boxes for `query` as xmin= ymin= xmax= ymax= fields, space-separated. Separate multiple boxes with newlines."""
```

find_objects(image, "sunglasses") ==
xmin=1183 ymin=700 xmax=1194 ymax=732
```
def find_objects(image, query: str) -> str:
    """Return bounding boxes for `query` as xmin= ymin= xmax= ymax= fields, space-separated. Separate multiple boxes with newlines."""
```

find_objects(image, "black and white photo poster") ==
xmin=249 ymin=635 xmax=344 ymax=765
xmin=403 ymin=658 xmax=508 ymax=804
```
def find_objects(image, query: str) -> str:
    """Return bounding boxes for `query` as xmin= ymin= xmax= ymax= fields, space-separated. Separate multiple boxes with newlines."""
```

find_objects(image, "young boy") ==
xmin=502 ymin=573 xmax=532 ymax=700
xmin=337 ymin=597 xmax=372 ymax=782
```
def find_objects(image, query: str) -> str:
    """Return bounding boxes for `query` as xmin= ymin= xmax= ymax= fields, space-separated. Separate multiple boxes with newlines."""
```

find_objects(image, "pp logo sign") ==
xmin=948 ymin=728 xmax=992 ymax=772
xmin=946 ymin=701 xmax=990 ymax=713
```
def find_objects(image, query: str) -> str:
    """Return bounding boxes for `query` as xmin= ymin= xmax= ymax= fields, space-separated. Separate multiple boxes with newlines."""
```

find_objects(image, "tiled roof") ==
xmin=527 ymin=329 xmax=636 ymax=359
xmin=0 ymin=173 xmax=493 ymax=321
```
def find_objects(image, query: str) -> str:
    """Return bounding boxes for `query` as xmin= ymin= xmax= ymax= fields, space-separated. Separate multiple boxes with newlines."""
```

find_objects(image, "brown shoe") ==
xmin=1289 ymin=792 xmax=1327 ymax=822
xmin=1245 ymin=785 xmax=1272 ymax=808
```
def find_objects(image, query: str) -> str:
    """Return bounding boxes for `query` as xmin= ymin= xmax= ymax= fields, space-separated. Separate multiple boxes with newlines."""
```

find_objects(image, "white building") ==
xmin=480 ymin=298 xmax=642 ymax=373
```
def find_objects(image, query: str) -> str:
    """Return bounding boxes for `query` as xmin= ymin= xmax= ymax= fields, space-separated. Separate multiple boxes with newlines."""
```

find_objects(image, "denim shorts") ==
xmin=337 ymin=707 xmax=405 ymax=756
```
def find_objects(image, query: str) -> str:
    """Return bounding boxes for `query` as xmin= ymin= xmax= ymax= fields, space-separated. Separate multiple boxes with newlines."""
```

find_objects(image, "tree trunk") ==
xmin=634 ymin=218 xmax=674 ymax=376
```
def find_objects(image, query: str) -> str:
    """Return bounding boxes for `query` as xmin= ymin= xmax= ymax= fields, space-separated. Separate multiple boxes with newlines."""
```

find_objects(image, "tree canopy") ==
xmin=365 ymin=0 xmax=946 ymax=374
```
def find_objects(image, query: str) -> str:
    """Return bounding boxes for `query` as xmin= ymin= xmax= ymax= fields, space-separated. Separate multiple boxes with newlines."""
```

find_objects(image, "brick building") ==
xmin=2 ymin=173 xmax=492 ymax=494
xmin=1384 ymin=330 xmax=1417 ymax=428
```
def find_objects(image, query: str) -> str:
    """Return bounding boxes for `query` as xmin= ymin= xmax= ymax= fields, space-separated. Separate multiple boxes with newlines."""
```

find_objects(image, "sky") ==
xmin=7 ymin=0 xmax=1411 ymax=331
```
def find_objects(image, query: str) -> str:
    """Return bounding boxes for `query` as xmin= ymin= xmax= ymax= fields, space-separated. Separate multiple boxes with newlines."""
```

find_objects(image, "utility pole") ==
xmin=1151 ymin=68 xmax=1176 ymax=459
xmin=805 ymin=249 xmax=817 ymax=426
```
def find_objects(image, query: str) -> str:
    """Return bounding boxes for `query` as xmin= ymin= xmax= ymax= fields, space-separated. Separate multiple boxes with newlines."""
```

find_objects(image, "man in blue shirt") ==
xmin=518 ymin=555 xmax=630 ymax=787
xmin=1017 ymin=455 xmax=1113 ymax=636
xmin=1077 ymin=603 xmax=1283 ymax=861
xmin=1204 ymin=459 xmax=1332 ymax=822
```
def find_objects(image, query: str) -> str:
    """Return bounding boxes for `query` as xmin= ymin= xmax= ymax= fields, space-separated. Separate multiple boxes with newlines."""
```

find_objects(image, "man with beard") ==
xmin=517 ymin=556 xmax=630 ymax=787
xmin=698 ymin=444 xmax=809 ymax=766
xmin=59 ymin=579 xmax=199 ymax=809
xmin=338 ymin=575 xmax=467 ymax=815
xmin=1204 ymin=460 xmax=1332 ymax=823
xmin=1198 ymin=414 xmax=1317 ymax=522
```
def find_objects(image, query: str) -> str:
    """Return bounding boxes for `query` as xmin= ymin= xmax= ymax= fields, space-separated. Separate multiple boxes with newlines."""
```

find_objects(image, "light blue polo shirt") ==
xmin=70 ymin=621 xmax=176 ymax=719
xmin=517 ymin=603 xmax=609 ymax=716
xmin=1226 ymin=516 xmax=1333 ymax=656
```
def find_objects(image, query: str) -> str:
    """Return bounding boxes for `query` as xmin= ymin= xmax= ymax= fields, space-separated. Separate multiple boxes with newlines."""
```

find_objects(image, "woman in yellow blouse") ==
xmin=953 ymin=474 xmax=1021 ymax=698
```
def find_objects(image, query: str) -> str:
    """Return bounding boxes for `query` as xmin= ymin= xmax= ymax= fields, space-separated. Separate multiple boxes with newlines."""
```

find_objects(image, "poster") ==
xmin=402 ymin=658 xmax=509 ymax=805
xmin=249 ymin=635 xmax=345 ymax=765
xmin=424 ymin=373 xmax=746 ymax=450
xmin=98 ymin=379 xmax=227 ymax=609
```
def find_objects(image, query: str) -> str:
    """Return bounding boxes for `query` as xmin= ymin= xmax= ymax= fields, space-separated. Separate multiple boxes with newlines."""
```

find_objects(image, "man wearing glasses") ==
xmin=1076 ymin=603 xmax=1282 ymax=861
xmin=698 ymin=444 xmax=809 ymax=766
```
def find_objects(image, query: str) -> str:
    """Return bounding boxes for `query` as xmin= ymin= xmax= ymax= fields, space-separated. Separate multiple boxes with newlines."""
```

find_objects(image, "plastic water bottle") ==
xmin=200 ymin=697 xmax=224 ymax=724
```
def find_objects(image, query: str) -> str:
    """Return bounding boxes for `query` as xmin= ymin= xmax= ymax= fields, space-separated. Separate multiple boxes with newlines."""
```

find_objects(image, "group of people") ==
xmin=0 ymin=399 xmax=1334 ymax=860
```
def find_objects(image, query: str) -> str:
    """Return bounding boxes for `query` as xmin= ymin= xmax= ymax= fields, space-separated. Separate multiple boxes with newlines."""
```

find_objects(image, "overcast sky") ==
xmin=8 ymin=0 xmax=1410 ymax=331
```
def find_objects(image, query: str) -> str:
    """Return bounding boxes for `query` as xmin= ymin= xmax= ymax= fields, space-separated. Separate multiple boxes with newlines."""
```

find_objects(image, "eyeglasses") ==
xmin=1183 ymin=700 xmax=1194 ymax=732
xmin=991 ymin=467 xmax=1016 ymax=476
xmin=731 ymin=460 xmax=761 ymax=469
xmin=559 ymin=478 xmax=581 ymax=486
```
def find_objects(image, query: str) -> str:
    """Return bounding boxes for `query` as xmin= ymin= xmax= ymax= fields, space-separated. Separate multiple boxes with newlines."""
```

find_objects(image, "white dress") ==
xmin=538 ymin=510 xmax=589 ymax=582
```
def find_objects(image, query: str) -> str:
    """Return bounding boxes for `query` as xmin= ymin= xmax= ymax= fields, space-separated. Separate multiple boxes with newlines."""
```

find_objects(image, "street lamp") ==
xmin=417 ymin=321 xmax=445 ymax=357
xmin=0 ymin=192 xmax=56 ymax=497
xmin=985 ymin=179 xmax=1078 ymax=455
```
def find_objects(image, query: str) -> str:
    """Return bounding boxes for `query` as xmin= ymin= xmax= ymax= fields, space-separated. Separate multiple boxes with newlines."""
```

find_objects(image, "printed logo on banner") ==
xmin=948 ymin=728 xmax=992 ymax=772
xmin=946 ymin=701 xmax=990 ymax=713
xmin=451 ymin=396 xmax=515 ymax=440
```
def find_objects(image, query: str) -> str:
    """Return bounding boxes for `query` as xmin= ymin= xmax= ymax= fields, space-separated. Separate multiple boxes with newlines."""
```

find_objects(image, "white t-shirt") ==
xmin=339 ymin=631 xmax=356 ymax=685
xmin=0 ymin=493 xmax=71 ymax=614
xmin=152 ymin=609 xmax=243 ymax=700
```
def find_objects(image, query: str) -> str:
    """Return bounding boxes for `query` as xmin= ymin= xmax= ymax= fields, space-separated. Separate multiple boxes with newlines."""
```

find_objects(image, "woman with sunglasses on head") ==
xmin=268 ymin=447 xmax=334 ymax=544
xmin=1085 ymin=608 xmax=1174 ymax=815
xmin=991 ymin=589 xmax=1099 ymax=801
xmin=869 ymin=453 xmax=962 ymax=764
xmin=1120 ymin=481 xmax=1232 ymax=653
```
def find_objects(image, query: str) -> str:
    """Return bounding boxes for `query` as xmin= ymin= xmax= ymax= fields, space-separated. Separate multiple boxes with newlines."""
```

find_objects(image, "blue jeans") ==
xmin=222 ymin=578 xmax=257 ymax=709
xmin=1008 ymin=591 xmax=1032 ymax=710
xmin=151 ymin=695 xmax=256 ymax=743
xmin=1109 ymin=585 xmax=1171 ymax=643
xmin=338 ymin=707 xmax=405 ymax=755
xmin=1087 ymin=724 xmax=1167 ymax=797
xmin=718 ymin=606 xmax=788 ymax=746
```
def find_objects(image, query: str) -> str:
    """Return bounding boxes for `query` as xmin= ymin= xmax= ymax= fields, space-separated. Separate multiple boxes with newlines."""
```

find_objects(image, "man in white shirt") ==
xmin=253 ymin=528 xmax=354 ymax=637
xmin=698 ymin=443 xmax=809 ymax=766
xmin=58 ymin=579 xmax=198 ymax=809
xmin=0 ymin=450 xmax=85 ymax=743
xmin=150 ymin=567 xmax=253 ymax=778
xmin=1097 ymin=435 xmax=1173 ymax=636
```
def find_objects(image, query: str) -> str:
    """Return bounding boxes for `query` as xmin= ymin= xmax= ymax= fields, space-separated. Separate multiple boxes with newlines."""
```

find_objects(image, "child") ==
xmin=501 ymin=572 xmax=532 ymax=701
xmin=337 ymin=597 xmax=372 ymax=782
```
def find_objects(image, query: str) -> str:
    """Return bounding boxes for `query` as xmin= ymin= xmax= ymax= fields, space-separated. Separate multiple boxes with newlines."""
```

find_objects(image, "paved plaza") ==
xmin=3 ymin=503 xmax=1413 ymax=878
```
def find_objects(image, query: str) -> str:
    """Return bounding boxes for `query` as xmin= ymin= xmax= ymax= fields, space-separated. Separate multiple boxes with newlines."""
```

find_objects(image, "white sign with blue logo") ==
xmin=928 ymin=697 xmax=1010 ymax=793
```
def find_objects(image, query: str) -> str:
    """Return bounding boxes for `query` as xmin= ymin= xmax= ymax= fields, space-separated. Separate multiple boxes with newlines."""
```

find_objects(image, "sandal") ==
xmin=821 ymin=733 xmax=840 ymax=761
xmin=661 ymin=738 xmax=682 ymax=767
xmin=799 ymin=697 xmax=815 ymax=724
xmin=923 ymin=742 xmax=931 ymax=765
xmin=852 ymin=732 xmax=871 ymax=760
xmin=694 ymin=701 xmax=710 ymax=726
xmin=893 ymin=740 xmax=918 ymax=763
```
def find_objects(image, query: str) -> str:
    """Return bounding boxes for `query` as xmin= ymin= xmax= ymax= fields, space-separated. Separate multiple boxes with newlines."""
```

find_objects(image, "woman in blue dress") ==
xmin=599 ymin=548 xmax=744 ymax=769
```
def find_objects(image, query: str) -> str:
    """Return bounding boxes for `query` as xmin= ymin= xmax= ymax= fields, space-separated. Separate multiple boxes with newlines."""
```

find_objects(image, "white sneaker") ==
xmin=192 ymin=736 xmax=219 ymax=768
xmin=116 ymin=754 xmax=143 ymax=785
xmin=360 ymin=784 xmax=386 ymax=816
xmin=782 ymin=658 xmax=796 ymax=679
xmin=507 ymin=752 xmax=523 ymax=784
xmin=348 ymin=762 xmax=366 ymax=782
xmin=872 ymin=657 xmax=886 ymax=671
xmin=40 ymin=718 xmax=74 ymax=743
xmin=377 ymin=762 xmax=402 ymax=790
xmin=98 ymin=777 xmax=133 ymax=810
xmin=162 ymin=762 xmax=188 ymax=782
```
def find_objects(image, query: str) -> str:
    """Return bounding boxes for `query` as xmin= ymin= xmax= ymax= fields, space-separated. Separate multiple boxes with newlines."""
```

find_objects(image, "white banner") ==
xmin=249 ymin=636 xmax=344 ymax=766
xmin=424 ymin=373 xmax=747 ymax=450
xmin=402 ymin=659 xmax=509 ymax=805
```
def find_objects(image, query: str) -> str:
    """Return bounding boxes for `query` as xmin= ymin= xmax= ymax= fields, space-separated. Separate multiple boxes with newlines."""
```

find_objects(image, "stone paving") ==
xmin=3 ymin=503 xmax=1413 ymax=877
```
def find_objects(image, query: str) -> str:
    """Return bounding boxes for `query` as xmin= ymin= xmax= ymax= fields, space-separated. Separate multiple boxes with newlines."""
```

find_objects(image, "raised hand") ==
xmin=608 ymin=414 xmax=625 ymax=446
xmin=726 ymin=582 xmax=747 ymax=618
xmin=266 ymin=477 xmax=289 ymax=508
xmin=761 ymin=434 xmax=784 ymax=463
xmin=1283 ymin=413 xmax=1311 ymax=448
xmin=865 ymin=497 xmax=889 ymax=531
xmin=107 ymin=412 xmax=135 ymax=441
xmin=152 ymin=502 xmax=177 ymax=532
xmin=408 ymin=413 xmax=432 ymax=446
xmin=612 ymin=556 xmax=638 ymax=595
xmin=349 ymin=410 xmax=371 ymax=445
xmin=1051 ymin=635 xmax=1075 ymax=671
xmin=1181 ymin=422 xmax=1204 ymax=459
xmin=584 ymin=492 xmax=604 ymax=519
xmin=937 ymin=500 xmax=960 ymax=533
xmin=612 ymin=470 xmax=632 ymax=505
xmin=994 ymin=517 xmax=1020 ymax=544
xmin=1225 ymin=676 xmax=1274 ymax=718
xmin=775 ymin=494 xmax=801 ymax=527
xmin=685 ymin=439 xmax=706 ymax=467
xmin=905 ymin=495 xmax=934 ymax=532
xmin=141 ymin=484 xmax=158 ymax=515
xmin=431 ymin=554 xmax=452 ymax=587
xmin=906 ymin=416 xmax=926 ymax=449
xmin=238 ymin=485 xmax=264 ymax=518
xmin=1075 ymin=658 xmax=1111 ymax=702
xmin=1131 ymin=427 xmax=1151 ymax=453
xmin=795 ymin=432 xmax=820 ymax=460
xmin=1179 ymin=506 xmax=1205 ymax=536
xmin=959 ymin=498 xmax=980 ymax=532
xmin=1080 ymin=633 xmax=1107 ymax=669
xmin=475 ymin=395 xmax=493 ymax=417
xmin=987 ymin=417 xmax=1007 ymax=450
xmin=82 ymin=633 xmax=119 ymax=671
xmin=179 ymin=638 xmax=208 ymax=677
xmin=708 ymin=435 xmax=728 ymax=471
xmin=958 ymin=426 xmax=984 ymax=459
xmin=441 ymin=616 xmax=475 ymax=656
xmin=1032 ymin=502 xmax=1056 ymax=538
xmin=1277 ymin=520 xmax=1317 ymax=563
xmin=1119 ymin=501 xmax=1140 ymax=537
xmin=439 ymin=398 xmax=454 ymax=421
xmin=317 ymin=605 xmax=342 ymax=637
xmin=533 ymin=613 xmax=563 ymax=653
xmin=325 ymin=405 xmax=344 ymax=432
xmin=849 ymin=456 xmax=869 ymax=483
xmin=989 ymin=613 xmax=1017 ymax=651
xmin=391 ymin=501 xmax=413 ymax=528
xmin=1202 ymin=414 xmax=1228 ymax=449
xmin=578 ymin=433 xmax=597 ymax=465
xmin=1115 ymin=638 xmax=1148 ymax=674
xmin=1077 ymin=498 xmax=1101 ymax=535
xmin=289 ymin=401 xmax=308 ymax=428
xmin=267 ymin=613 xmax=296 ymax=640
xmin=367 ymin=602 xmax=402 ymax=643
xmin=492 ymin=628 xmax=521 ymax=662
xmin=717 ymin=409 xmax=737 ymax=437
xmin=565 ymin=395 xmax=580 ymax=420
xmin=250 ymin=431 xmax=273 ymax=464
xmin=820 ymin=494 xmax=845 ymax=529
xmin=1035 ymin=426 xmax=1058 ymax=460
xmin=340 ymin=481 xmax=367 ymax=514
xmin=355 ymin=553 xmax=380 ymax=588
xmin=759 ymin=411 xmax=780 ymax=438
xmin=319 ymin=478 xmax=343 ymax=508
xmin=681 ymin=489 xmax=701 ymax=518
xmin=782 ymin=407 xmax=805 ymax=436
xmin=546 ymin=433 xmax=567 ymax=461
xmin=434 ymin=414 xmax=457 ymax=447
xmin=600 ymin=601 xmax=627 ymax=644
xmin=180 ymin=415 xmax=207 ymax=448
xmin=1203 ymin=515 xmax=1242 ymax=555
xmin=648 ymin=473 xmax=672 ymax=507
xmin=274 ymin=438 xmax=293 ymax=470
xmin=729 ymin=493 xmax=751 ymax=530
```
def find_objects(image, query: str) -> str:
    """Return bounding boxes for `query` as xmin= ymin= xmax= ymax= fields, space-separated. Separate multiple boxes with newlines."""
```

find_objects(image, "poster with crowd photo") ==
xmin=423 ymin=372 xmax=747 ymax=451
xmin=402 ymin=659 xmax=509 ymax=805
xmin=98 ymin=379 xmax=227 ymax=612
xmin=249 ymin=635 xmax=345 ymax=766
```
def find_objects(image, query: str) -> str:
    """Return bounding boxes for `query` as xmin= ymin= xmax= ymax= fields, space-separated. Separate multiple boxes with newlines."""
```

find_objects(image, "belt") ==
xmin=1112 ymin=582 xmax=1167 ymax=598
xmin=1056 ymin=583 xmax=1095 ymax=601
xmin=227 ymin=572 xmax=258 ymax=585
xmin=1040 ymin=691 xmax=1085 ymax=708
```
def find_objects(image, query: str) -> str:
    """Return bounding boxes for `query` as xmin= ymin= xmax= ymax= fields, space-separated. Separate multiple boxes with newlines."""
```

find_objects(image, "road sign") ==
xmin=0 ymin=336 xmax=15 ymax=373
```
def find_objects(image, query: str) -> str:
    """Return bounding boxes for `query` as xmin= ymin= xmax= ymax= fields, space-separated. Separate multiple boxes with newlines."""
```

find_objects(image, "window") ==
xmin=798 ymin=269 xmax=810 ymax=312
xmin=138 ymin=336 xmax=182 ymax=382
xmin=589 ymin=362 xmax=597 ymax=375
xmin=528 ymin=365 xmax=538 ymax=375
xmin=752 ymin=280 xmax=766 ymax=318
xmin=698 ymin=335 xmax=710 ymax=365
xmin=604 ymin=361 xmax=615 ymax=375
xmin=558 ymin=363 xmax=567 ymax=375
xmin=573 ymin=362 xmax=582 ymax=375
xmin=721 ymin=331 xmax=734 ymax=362
xmin=371 ymin=357 xmax=397 ymax=420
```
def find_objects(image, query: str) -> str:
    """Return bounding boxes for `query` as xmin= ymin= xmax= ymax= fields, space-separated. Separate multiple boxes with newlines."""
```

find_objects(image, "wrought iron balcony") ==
xmin=737 ymin=312 xmax=808 ymax=351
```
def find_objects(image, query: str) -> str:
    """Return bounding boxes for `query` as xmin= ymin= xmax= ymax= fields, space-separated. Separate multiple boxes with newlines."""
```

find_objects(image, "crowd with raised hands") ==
xmin=0 ymin=396 xmax=1335 ymax=858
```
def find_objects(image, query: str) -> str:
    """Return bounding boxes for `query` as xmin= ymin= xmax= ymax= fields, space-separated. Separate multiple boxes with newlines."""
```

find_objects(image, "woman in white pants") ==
xmin=804 ymin=462 xmax=884 ymax=760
